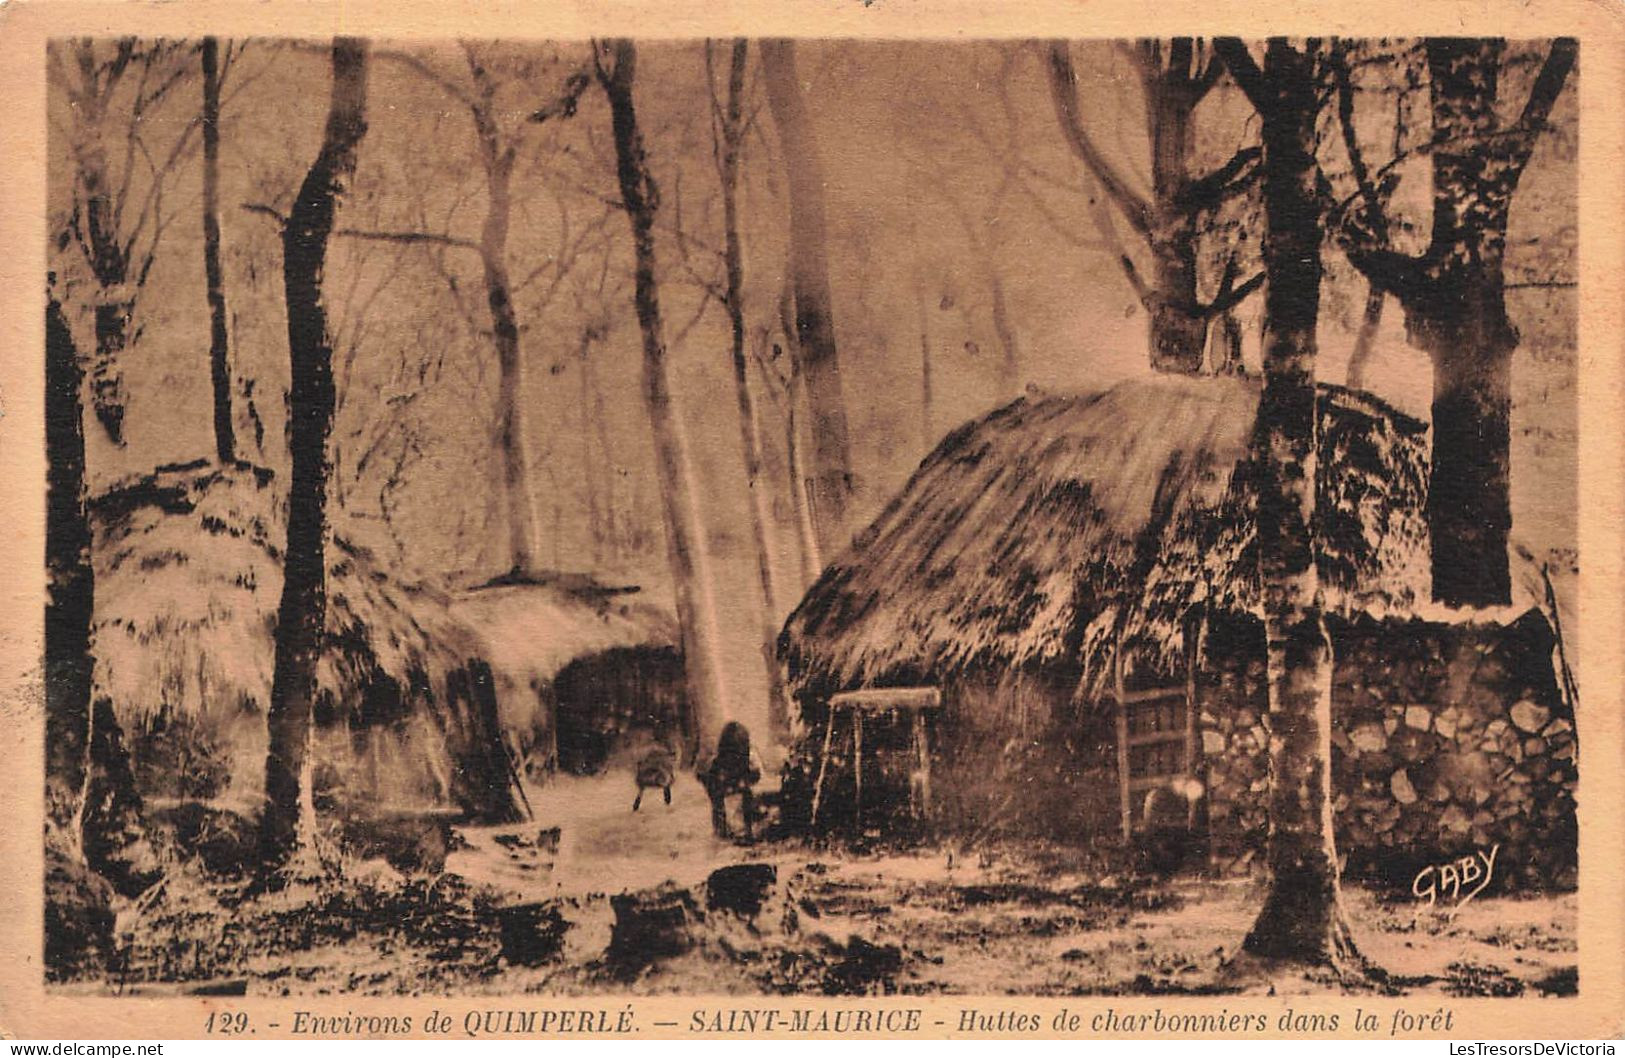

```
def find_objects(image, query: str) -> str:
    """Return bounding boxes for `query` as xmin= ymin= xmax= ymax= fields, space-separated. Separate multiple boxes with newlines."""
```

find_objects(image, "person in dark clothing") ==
xmin=698 ymin=721 xmax=762 ymax=841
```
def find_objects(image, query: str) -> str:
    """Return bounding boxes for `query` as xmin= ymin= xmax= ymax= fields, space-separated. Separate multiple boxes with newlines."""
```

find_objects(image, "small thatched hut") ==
xmin=780 ymin=375 xmax=1576 ymax=887
xmin=91 ymin=460 xmax=522 ymax=825
xmin=448 ymin=575 xmax=686 ymax=777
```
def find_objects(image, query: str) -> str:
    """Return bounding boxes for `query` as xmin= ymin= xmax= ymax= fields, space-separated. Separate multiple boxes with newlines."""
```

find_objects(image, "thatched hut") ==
xmin=91 ymin=460 xmax=522 ymax=825
xmin=780 ymin=375 xmax=1576 ymax=887
xmin=448 ymin=575 xmax=687 ymax=777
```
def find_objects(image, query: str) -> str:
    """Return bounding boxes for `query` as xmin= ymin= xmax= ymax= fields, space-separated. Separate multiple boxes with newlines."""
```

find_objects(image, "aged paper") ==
xmin=1 ymin=0 xmax=1622 ymax=1042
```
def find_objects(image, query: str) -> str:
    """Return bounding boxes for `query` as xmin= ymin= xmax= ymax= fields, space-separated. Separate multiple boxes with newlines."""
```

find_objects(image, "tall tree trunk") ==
xmin=1217 ymin=37 xmax=1360 ymax=971
xmin=1413 ymin=274 xmax=1516 ymax=607
xmin=775 ymin=281 xmax=823 ymax=588
xmin=202 ymin=37 xmax=237 ymax=465
xmin=717 ymin=39 xmax=791 ymax=739
xmin=1049 ymin=40 xmax=1245 ymax=375
xmin=599 ymin=39 xmax=731 ymax=758
xmin=260 ymin=38 xmax=369 ymax=872
xmin=1342 ymin=284 xmax=1385 ymax=391
xmin=469 ymin=88 xmax=539 ymax=577
xmin=46 ymin=290 xmax=158 ymax=895
xmin=759 ymin=38 xmax=855 ymax=557
xmin=1146 ymin=76 xmax=1208 ymax=374
xmin=45 ymin=293 xmax=96 ymax=832
xmin=68 ymin=88 xmax=133 ymax=446
xmin=1336 ymin=37 xmax=1575 ymax=607
xmin=1407 ymin=40 xmax=1525 ymax=608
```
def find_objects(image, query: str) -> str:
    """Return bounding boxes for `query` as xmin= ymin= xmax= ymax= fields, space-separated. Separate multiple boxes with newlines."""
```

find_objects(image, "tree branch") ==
xmin=1194 ymin=48 xmax=1225 ymax=100
xmin=366 ymin=45 xmax=477 ymax=110
xmin=1043 ymin=41 xmax=1153 ymax=236
xmin=1212 ymin=38 xmax=1271 ymax=114
xmin=239 ymin=201 xmax=286 ymax=226
xmin=1202 ymin=270 xmax=1265 ymax=317
xmin=1176 ymin=145 xmax=1261 ymax=213
xmin=332 ymin=227 xmax=481 ymax=251
xmin=1330 ymin=39 xmax=1391 ymax=240
xmin=529 ymin=68 xmax=593 ymax=124
xmin=1342 ymin=242 xmax=1426 ymax=297
xmin=1508 ymin=37 xmax=1577 ymax=172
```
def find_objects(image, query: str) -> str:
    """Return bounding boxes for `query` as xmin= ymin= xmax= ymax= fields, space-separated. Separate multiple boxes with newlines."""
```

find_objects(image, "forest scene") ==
xmin=43 ymin=35 xmax=1580 ymax=997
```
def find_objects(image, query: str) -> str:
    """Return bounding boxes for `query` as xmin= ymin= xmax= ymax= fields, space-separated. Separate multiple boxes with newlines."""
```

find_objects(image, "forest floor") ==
xmin=68 ymin=769 xmax=1578 ymax=999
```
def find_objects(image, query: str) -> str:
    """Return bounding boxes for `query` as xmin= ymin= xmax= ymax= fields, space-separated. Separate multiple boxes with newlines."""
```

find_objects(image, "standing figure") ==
xmin=632 ymin=728 xmax=678 ymax=811
xmin=699 ymin=721 xmax=763 ymax=841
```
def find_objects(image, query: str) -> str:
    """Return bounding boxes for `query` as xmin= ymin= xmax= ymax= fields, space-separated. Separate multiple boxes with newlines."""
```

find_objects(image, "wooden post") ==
xmin=1114 ymin=639 xmax=1132 ymax=841
xmin=809 ymin=705 xmax=838 ymax=827
xmin=914 ymin=707 xmax=932 ymax=819
xmin=1184 ymin=614 xmax=1203 ymax=828
xmin=852 ymin=711 xmax=864 ymax=831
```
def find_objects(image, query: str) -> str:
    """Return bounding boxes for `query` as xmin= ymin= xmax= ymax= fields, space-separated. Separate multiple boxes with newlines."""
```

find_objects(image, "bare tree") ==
xmin=52 ymin=39 xmax=207 ymax=446
xmin=596 ymin=38 xmax=731 ymax=759
xmin=1331 ymin=37 xmax=1577 ymax=607
xmin=1215 ymin=37 xmax=1364 ymax=976
xmin=201 ymin=38 xmax=239 ymax=464
xmin=259 ymin=38 xmax=370 ymax=873
xmin=367 ymin=44 xmax=592 ymax=576
xmin=1046 ymin=40 xmax=1264 ymax=374
xmin=753 ymin=320 xmax=822 ymax=592
xmin=45 ymin=280 xmax=159 ymax=897
xmin=759 ymin=38 xmax=855 ymax=560
xmin=709 ymin=39 xmax=792 ymax=737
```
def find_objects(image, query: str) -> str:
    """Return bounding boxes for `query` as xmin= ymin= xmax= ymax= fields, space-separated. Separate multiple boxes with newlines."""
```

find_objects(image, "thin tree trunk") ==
xmin=1211 ymin=309 xmax=1244 ymax=375
xmin=914 ymin=272 xmax=934 ymax=448
xmin=579 ymin=332 xmax=604 ymax=565
xmin=759 ymin=38 xmax=855 ymax=557
xmin=1342 ymin=283 xmax=1385 ymax=391
xmin=784 ymin=371 xmax=821 ymax=588
xmin=588 ymin=330 xmax=620 ymax=562
xmin=1218 ymin=37 xmax=1360 ymax=972
xmin=202 ymin=37 xmax=237 ymax=465
xmin=468 ymin=83 xmax=540 ymax=577
xmin=986 ymin=266 xmax=1020 ymax=397
xmin=599 ymin=39 xmax=731 ymax=759
xmin=260 ymin=38 xmax=369 ymax=873
xmin=717 ymin=39 xmax=790 ymax=738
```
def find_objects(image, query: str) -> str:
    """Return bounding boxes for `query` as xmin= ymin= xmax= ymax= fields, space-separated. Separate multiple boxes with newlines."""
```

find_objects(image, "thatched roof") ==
xmin=782 ymin=375 xmax=1446 ymax=699
xmin=90 ymin=460 xmax=519 ymax=821
xmin=446 ymin=573 xmax=680 ymax=735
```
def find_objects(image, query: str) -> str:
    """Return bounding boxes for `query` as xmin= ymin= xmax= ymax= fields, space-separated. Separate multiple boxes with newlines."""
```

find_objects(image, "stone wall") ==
xmin=1199 ymin=610 xmax=1577 ymax=891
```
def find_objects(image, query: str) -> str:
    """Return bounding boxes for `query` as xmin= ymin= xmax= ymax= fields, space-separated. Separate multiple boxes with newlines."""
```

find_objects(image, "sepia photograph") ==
xmin=4 ymin=1 xmax=1622 ymax=1039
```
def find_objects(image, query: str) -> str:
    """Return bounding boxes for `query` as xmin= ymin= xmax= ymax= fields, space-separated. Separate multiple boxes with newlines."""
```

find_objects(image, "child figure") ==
xmin=698 ymin=721 xmax=763 ymax=841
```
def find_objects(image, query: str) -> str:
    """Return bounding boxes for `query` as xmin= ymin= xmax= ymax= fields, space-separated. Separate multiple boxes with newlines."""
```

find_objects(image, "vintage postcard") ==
xmin=1 ymin=0 xmax=1622 ymax=1043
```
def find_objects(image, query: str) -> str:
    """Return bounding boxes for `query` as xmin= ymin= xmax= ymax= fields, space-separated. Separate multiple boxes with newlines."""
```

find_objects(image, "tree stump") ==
xmin=608 ymin=884 xmax=699 ymax=972
xmin=706 ymin=863 xmax=777 ymax=917
xmin=497 ymin=902 xmax=571 ymax=967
